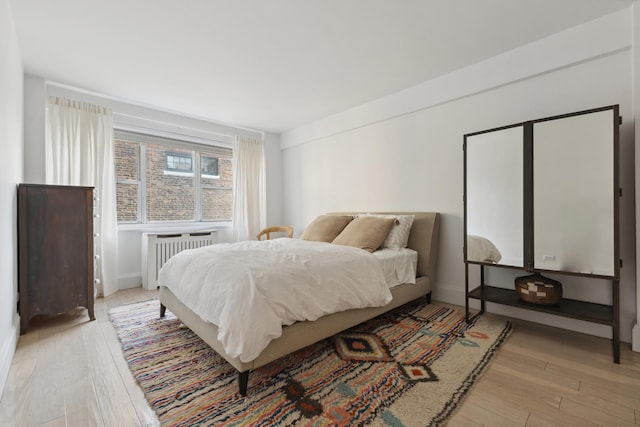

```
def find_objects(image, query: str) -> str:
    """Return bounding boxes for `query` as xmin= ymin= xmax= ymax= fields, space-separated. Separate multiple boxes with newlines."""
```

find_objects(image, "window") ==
xmin=165 ymin=152 xmax=193 ymax=173
xmin=115 ymin=130 xmax=233 ymax=224
xmin=201 ymin=156 xmax=219 ymax=177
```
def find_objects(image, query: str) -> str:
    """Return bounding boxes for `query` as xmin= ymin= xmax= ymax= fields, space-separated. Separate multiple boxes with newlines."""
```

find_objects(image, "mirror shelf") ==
xmin=463 ymin=105 xmax=620 ymax=364
xmin=467 ymin=283 xmax=614 ymax=325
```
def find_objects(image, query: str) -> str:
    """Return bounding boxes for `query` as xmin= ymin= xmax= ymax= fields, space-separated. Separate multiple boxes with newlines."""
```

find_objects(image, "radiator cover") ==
xmin=142 ymin=231 xmax=217 ymax=290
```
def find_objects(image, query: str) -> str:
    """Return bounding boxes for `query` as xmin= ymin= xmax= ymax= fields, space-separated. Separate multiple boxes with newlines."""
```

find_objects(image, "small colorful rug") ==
xmin=109 ymin=300 xmax=511 ymax=426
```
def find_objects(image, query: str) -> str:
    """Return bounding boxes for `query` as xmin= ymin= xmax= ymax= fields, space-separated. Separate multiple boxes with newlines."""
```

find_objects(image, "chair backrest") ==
xmin=257 ymin=226 xmax=294 ymax=240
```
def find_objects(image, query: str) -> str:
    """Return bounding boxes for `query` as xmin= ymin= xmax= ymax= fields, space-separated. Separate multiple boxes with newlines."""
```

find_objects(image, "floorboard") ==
xmin=0 ymin=287 xmax=638 ymax=426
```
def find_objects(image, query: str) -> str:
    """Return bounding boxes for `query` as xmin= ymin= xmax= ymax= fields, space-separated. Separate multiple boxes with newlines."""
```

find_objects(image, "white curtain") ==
xmin=231 ymin=135 xmax=265 ymax=241
xmin=45 ymin=97 xmax=119 ymax=297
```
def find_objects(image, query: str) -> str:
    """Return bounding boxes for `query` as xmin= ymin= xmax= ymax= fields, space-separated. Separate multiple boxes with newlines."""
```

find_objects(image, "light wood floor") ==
xmin=1 ymin=287 xmax=638 ymax=426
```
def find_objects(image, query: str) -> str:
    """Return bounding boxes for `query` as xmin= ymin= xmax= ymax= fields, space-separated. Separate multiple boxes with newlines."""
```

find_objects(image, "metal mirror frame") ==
xmin=464 ymin=105 xmax=619 ymax=280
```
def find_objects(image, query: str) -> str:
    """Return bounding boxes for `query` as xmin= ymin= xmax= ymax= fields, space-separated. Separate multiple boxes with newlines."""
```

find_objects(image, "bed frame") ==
xmin=159 ymin=211 xmax=440 ymax=395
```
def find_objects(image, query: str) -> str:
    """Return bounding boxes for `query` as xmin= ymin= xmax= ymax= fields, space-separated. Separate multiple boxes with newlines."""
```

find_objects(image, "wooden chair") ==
xmin=256 ymin=226 xmax=294 ymax=240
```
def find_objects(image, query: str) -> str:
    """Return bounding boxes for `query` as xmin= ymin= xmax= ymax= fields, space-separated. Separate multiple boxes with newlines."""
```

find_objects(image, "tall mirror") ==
xmin=533 ymin=109 xmax=616 ymax=276
xmin=465 ymin=125 xmax=524 ymax=267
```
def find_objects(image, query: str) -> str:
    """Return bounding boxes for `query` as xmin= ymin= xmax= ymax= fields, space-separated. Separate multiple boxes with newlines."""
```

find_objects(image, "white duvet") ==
xmin=158 ymin=238 xmax=392 ymax=363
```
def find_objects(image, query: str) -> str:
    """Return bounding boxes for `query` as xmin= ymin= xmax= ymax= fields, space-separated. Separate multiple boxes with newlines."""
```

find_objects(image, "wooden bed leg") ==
xmin=238 ymin=371 xmax=250 ymax=396
xmin=160 ymin=303 xmax=166 ymax=318
xmin=426 ymin=292 xmax=432 ymax=304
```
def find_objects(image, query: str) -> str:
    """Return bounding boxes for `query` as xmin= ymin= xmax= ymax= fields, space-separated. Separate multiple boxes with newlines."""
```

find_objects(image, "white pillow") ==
xmin=358 ymin=214 xmax=415 ymax=250
xmin=466 ymin=235 xmax=502 ymax=263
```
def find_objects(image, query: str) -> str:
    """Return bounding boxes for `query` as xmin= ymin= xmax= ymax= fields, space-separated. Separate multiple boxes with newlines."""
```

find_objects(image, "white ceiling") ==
xmin=9 ymin=0 xmax=635 ymax=134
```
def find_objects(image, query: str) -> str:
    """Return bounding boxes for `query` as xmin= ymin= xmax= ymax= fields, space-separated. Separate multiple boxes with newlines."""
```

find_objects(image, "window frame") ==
xmin=114 ymin=129 xmax=233 ymax=228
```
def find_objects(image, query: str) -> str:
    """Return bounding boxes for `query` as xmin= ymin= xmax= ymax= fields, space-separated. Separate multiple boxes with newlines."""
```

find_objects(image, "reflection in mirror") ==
xmin=466 ymin=126 xmax=524 ymax=267
xmin=533 ymin=109 xmax=615 ymax=276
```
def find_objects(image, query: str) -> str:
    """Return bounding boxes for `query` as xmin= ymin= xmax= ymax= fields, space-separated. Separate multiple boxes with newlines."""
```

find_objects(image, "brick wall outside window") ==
xmin=201 ymin=159 xmax=233 ymax=221
xmin=115 ymin=137 xmax=233 ymax=223
xmin=115 ymin=140 xmax=139 ymax=222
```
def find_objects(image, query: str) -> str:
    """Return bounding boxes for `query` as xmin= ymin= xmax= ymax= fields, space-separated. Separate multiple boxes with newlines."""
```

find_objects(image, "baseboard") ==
xmin=432 ymin=284 xmax=481 ymax=310
xmin=0 ymin=314 xmax=19 ymax=400
xmin=118 ymin=273 xmax=142 ymax=290
xmin=633 ymin=323 xmax=640 ymax=353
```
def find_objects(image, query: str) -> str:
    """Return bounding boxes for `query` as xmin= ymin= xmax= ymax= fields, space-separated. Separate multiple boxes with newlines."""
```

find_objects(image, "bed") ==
xmin=158 ymin=211 xmax=440 ymax=395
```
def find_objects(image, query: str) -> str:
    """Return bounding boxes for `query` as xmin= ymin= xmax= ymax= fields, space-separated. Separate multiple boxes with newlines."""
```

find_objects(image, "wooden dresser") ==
xmin=18 ymin=184 xmax=95 ymax=334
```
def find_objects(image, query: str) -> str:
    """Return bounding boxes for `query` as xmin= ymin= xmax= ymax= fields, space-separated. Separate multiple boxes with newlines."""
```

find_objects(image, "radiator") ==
xmin=142 ymin=230 xmax=217 ymax=290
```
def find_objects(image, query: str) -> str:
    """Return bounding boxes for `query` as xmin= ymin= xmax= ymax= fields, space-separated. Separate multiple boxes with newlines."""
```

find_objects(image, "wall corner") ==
xmin=633 ymin=323 xmax=640 ymax=352
xmin=632 ymin=2 xmax=640 ymax=353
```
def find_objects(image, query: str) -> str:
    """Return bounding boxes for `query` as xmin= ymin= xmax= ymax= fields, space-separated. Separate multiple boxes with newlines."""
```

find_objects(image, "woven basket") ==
xmin=514 ymin=273 xmax=562 ymax=305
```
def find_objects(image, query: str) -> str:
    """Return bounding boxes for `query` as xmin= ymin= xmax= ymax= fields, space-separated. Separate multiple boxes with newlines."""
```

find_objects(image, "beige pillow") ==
xmin=299 ymin=215 xmax=352 ymax=242
xmin=358 ymin=214 xmax=415 ymax=250
xmin=332 ymin=216 xmax=395 ymax=252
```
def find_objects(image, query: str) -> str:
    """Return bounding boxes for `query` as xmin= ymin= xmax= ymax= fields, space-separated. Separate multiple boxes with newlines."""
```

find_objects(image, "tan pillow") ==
xmin=358 ymin=213 xmax=415 ymax=250
xmin=332 ymin=216 xmax=395 ymax=252
xmin=299 ymin=215 xmax=352 ymax=242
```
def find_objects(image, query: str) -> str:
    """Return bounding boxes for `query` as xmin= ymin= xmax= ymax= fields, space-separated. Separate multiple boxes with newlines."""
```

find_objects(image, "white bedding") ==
xmin=158 ymin=239 xmax=393 ymax=363
xmin=372 ymin=248 xmax=417 ymax=287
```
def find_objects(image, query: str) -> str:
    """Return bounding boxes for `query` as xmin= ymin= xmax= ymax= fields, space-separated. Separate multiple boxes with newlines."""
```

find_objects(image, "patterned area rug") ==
xmin=109 ymin=300 xmax=511 ymax=426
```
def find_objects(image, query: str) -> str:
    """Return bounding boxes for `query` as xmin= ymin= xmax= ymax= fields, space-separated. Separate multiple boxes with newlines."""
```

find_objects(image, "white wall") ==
xmin=0 ymin=0 xmax=23 ymax=397
xmin=281 ymin=10 xmax=637 ymax=344
xmin=22 ymin=79 xmax=283 ymax=291
xmin=264 ymin=132 xmax=284 ymax=228
xmin=23 ymin=75 xmax=45 ymax=184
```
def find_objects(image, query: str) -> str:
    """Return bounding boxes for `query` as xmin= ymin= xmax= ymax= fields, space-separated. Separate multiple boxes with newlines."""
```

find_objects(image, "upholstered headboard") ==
xmin=327 ymin=212 xmax=440 ymax=280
